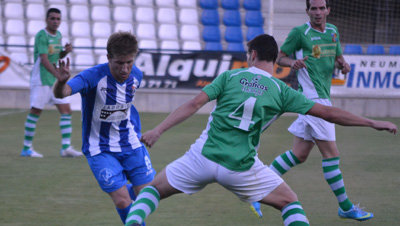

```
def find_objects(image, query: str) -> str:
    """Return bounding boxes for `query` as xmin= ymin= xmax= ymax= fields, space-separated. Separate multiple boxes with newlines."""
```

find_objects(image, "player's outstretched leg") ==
xmin=269 ymin=150 xmax=301 ymax=176
xmin=250 ymin=201 xmax=263 ymax=218
xmin=249 ymin=150 xmax=301 ymax=218
xmin=322 ymin=157 xmax=373 ymax=221
xmin=124 ymin=184 xmax=146 ymax=226
xmin=125 ymin=186 xmax=160 ymax=226
xmin=281 ymin=201 xmax=309 ymax=226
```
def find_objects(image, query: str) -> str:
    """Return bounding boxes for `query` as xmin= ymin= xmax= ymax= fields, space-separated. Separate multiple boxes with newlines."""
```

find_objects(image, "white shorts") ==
xmin=166 ymin=148 xmax=284 ymax=203
xmin=288 ymin=98 xmax=336 ymax=142
xmin=30 ymin=85 xmax=70 ymax=109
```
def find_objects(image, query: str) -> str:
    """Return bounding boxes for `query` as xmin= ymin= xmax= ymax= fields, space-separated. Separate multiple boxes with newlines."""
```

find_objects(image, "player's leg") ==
xmin=270 ymin=137 xmax=314 ymax=176
xmin=125 ymin=148 xmax=215 ymax=226
xmin=87 ymin=152 xmax=136 ymax=224
xmin=218 ymin=157 xmax=309 ymax=225
xmin=315 ymin=140 xmax=373 ymax=221
xmin=125 ymin=169 xmax=181 ymax=226
xmin=21 ymin=85 xmax=49 ymax=157
xmin=260 ymin=182 xmax=309 ymax=226
xmin=55 ymin=102 xmax=82 ymax=157
xmin=21 ymin=107 xmax=43 ymax=157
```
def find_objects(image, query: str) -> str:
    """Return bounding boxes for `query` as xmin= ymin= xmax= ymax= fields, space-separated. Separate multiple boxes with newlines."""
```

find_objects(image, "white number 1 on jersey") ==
xmin=228 ymin=97 xmax=256 ymax=131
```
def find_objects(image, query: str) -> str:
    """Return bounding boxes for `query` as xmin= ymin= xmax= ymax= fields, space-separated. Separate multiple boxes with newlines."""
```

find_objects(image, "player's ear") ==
xmin=251 ymin=50 xmax=257 ymax=61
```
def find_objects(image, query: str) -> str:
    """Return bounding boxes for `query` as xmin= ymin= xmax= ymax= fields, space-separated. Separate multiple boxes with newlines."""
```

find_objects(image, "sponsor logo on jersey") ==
xmin=311 ymin=36 xmax=321 ymax=41
xmin=239 ymin=75 xmax=268 ymax=96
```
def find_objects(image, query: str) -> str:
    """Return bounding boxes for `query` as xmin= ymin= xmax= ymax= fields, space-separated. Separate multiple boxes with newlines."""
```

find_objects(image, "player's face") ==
xmin=108 ymin=53 xmax=135 ymax=83
xmin=46 ymin=12 xmax=61 ymax=34
xmin=306 ymin=0 xmax=330 ymax=29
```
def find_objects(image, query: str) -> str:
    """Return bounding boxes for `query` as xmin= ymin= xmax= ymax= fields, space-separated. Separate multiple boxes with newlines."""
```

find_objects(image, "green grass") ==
xmin=0 ymin=109 xmax=399 ymax=225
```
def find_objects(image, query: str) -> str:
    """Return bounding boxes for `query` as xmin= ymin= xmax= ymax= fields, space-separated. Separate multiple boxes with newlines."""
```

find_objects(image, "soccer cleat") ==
xmin=60 ymin=146 xmax=83 ymax=157
xmin=250 ymin=202 xmax=263 ymax=218
xmin=338 ymin=204 xmax=374 ymax=221
xmin=20 ymin=149 xmax=43 ymax=158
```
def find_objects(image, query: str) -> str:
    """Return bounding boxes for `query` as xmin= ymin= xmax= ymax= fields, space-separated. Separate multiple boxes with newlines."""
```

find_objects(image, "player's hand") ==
xmin=56 ymin=58 xmax=71 ymax=83
xmin=64 ymin=43 xmax=72 ymax=53
xmin=371 ymin=120 xmax=397 ymax=134
xmin=140 ymin=129 xmax=162 ymax=148
xmin=291 ymin=56 xmax=308 ymax=70
xmin=340 ymin=62 xmax=350 ymax=74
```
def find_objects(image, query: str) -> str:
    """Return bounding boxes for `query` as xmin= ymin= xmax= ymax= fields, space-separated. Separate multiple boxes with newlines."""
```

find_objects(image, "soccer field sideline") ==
xmin=0 ymin=110 xmax=399 ymax=225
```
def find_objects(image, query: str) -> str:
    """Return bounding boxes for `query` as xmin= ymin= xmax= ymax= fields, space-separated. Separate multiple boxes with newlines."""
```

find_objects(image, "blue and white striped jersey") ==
xmin=68 ymin=63 xmax=143 ymax=156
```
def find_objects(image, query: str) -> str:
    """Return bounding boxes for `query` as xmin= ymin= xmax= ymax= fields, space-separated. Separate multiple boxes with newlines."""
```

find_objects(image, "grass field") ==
xmin=0 ymin=109 xmax=399 ymax=226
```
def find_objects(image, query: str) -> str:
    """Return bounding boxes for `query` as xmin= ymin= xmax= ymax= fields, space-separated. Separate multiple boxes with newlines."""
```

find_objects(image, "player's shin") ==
xmin=125 ymin=186 xmax=160 ymax=226
xmin=322 ymin=157 xmax=353 ymax=211
xmin=60 ymin=114 xmax=72 ymax=150
xmin=270 ymin=150 xmax=300 ymax=176
xmin=281 ymin=201 xmax=309 ymax=226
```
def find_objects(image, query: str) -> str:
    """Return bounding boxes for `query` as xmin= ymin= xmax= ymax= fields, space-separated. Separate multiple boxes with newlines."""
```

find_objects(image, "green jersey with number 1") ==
xmin=280 ymin=22 xmax=342 ymax=99
xmin=200 ymin=67 xmax=315 ymax=172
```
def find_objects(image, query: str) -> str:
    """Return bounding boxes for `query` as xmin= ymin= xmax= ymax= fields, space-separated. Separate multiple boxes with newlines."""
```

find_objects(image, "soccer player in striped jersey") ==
xmin=123 ymin=34 xmax=397 ymax=226
xmin=53 ymin=32 xmax=155 ymax=225
xmin=253 ymin=0 xmax=384 ymax=222
xmin=20 ymin=8 xmax=82 ymax=158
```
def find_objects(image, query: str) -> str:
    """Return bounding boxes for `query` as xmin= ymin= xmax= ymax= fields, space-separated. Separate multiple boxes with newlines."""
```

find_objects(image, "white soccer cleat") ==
xmin=60 ymin=146 xmax=83 ymax=157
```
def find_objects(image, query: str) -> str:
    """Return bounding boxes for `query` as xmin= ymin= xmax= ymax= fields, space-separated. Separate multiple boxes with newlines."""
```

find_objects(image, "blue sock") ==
xmin=116 ymin=203 xmax=132 ymax=224
xmin=126 ymin=183 xmax=137 ymax=201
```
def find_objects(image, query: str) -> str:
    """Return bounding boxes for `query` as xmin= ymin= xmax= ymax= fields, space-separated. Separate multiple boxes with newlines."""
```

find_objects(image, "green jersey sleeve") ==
xmin=333 ymin=25 xmax=343 ymax=56
xmin=280 ymin=83 xmax=315 ymax=114
xmin=36 ymin=31 xmax=49 ymax=55
xmin=280 ymin=27 xmax=302 ymax=56
xmin=202 ymin=71 xmax=227 ymax=101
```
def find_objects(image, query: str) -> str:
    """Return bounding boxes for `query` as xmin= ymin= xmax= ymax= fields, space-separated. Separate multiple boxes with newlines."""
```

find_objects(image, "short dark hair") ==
xmin=247 ymin=34 xmax=278 ymax=63
xmin=107 ymin=32 xmax=138 ymax=58
xmin=46 ymin=8 xmax=61 ymax=19
xmin=306 ymin=0 xmax=330 ymax=10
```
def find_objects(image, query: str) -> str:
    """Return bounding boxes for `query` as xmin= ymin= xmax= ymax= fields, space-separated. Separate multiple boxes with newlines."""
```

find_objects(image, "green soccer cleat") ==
xmin=338 ymin=204 xmax=374 ymax=221
xmin=250 ymin=202 xmax=263 ymax=218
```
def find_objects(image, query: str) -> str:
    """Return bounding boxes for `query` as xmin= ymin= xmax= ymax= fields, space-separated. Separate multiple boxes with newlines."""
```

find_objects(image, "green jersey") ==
xmin=31 ymin=29 xmax=63 ymax=86
xmin=200 ymin=67 xmax=315 ymax=171
xmin=280 ymin=22 xmax=342 ymax=99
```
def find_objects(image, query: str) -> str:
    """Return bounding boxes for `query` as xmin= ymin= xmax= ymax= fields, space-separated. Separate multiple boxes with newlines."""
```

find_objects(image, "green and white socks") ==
xmin=281 ymin=201 xmax=309 ymax=226
xmin=270 ymin=150 xmax=300 ymax=176
xmin=60 ymin=114 xmax=72 ymax=150
xmin=125 ymin=186 xmax=160 ymax=226
xmin=22 ymin=113 xmax=39 ymax=151
xmin=22 ymin=113 xmax=73 ymax=152
xmin=322 ymin=157 xmax=353 ymax=211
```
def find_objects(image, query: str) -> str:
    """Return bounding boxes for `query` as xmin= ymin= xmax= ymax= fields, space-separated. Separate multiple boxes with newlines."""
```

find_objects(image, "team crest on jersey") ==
xmin=99 ymin=168 xmax=114 ymax=186
xmin=239 ymin=75 xmax=268 ymax=96
xmin=312 ymin=45 xmax=322 ymax=58
xmin=331 ymin=33 xmax=338 ymax=42
xmin=132 ymin=77 xmax=140 ymax=95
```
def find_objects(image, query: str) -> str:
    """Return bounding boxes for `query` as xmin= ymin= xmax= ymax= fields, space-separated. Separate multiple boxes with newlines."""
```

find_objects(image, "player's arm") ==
xmin=141 ymin=91 xmax=210 ymax=148
xmin=60 ymin=43 xmax=72 ymax=59
xmin=335 ymin=55 xmax=350 ymax=74
xmin=40 ymin=53 xmax=61 ymax=79
xmin=276 ymin=51 xmax=308 ymax=70
xmin=306 ymin=103 xmax=397 ymax=134
xmin=53 ymin=58 xmax=72 ymax=98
